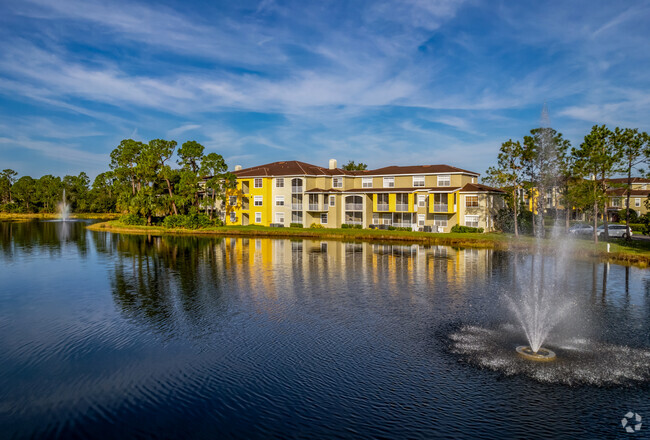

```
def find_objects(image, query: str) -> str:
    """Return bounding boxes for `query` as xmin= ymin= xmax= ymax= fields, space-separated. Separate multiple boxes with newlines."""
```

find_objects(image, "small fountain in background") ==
xmin=58 ymin=189 xmax=70 ymax=221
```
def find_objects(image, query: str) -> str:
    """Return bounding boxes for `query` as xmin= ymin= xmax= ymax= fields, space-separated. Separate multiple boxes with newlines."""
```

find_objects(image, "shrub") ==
xmin=451 ymin=224 xmax=484 ymax=233
xmin=119 ymin=213 xmax=146 ymax=225
xmin=617 ymin=208 xmax=639 ymax=223
xmin=640 ymin=213 xmax=650 ymax=236
xmin=310 ymin=223 xmax=325 ymax=229
xmin=162 ymin=214 xmax=213 ymax=229
xmin=493 ymin=208 xmax=533 ymax=234
xmin=341 ymin=224 xmax=362 ymax=229
xmin=290 ymin=223 xmax=303 ymax=228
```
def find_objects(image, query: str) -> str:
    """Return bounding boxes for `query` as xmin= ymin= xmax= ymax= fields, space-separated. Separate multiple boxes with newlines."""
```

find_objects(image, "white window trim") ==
xmin=329 ymin=195 xmax=335 ymax=206
xmin=418 ymin=214 xmax=425 ymax=226
xmin=321 ymin=213 xmax=328 ymax=224
xmin=434 ymin=215 xmax=448 ymax=227
xmin=383 ymin=177 xmax=395 ymax=188
xmin=254 ymin=178 xmax=263 ymax=188
xmin=332 ymin=177 xmax=343 ymax=188
xmin=437 ymin=175 xmax=451 ymax=187
xmin=635 ymin=198 xmax=641 ymax=207
xmin=362 ymin=177 xmax=373 ymax=188
xmin=275 ymin=196 xmax=284 ymax=206
xmin=255 ymin=212 xmax=262 ymax=223
xmin=276 ymin=178 xmax=284 ymax=188
xmin=465 ymin=195 xmax=479 ymax=208
xmin=229 ymin=196 xmax=237 ymax=206
xmin=464 ymin=215 xmax=479 ymax=227
xmin=254 ymin=196 xmax=263 ymax=206
xmin=413 ymin=176 xmax=425 ymax=187
xmin=418 ymin=194 xmax=426 ymax=207
xmin=275 ymin=212 xmax=285 ymax=224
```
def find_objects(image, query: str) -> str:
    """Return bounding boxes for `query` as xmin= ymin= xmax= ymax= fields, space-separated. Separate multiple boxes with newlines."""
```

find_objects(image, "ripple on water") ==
xmin=448 ymin=324 xmax=650 ymax=386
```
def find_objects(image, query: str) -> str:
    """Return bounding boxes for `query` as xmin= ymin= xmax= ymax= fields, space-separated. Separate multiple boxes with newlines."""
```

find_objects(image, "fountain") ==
xmin=58 ymin=189 xmax=70 ymax=221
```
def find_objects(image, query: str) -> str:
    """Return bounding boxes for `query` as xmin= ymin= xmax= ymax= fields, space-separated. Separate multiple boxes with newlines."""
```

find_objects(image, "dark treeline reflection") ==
xmin=98 ymin=233 xmax=230 ymax=339
xmin=0 ymin=219 xmax=89 ymax=259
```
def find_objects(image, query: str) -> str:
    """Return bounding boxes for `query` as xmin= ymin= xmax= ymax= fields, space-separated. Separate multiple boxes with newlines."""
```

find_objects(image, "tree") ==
xmin=63 ymin=172 xmax=90 ymax=212
xmin=0 ymin=169 xmax=17 ymax=204
xmin=12 ymin=176 xmax=36 ymax=211
xmin=36 ymin=174 xmax=63 ymax=212
xmin=177 ymin=140 xmax=206 ymax=210
xmin=90 ymin=172 xmax=118 ymax=212
xmin=110 ymin=139 xmax=144 ymax=196
xmin=484 ymin=139 xmax=525 ymax=237
xmin=614 ymin=128 xmax=650 ymax=238
xmin=144 ymin=139 xmax=178 ymax=215
xmin=342 ymin=160 xmax=368 ymax=171
xmin=572 ymin=125 xmax=621 ymax=243
xmin=200 ymin=152 xmax=235 ymax=220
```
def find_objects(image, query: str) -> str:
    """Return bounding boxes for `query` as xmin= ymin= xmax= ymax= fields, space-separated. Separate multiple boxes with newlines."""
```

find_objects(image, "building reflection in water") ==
xmin=98 ymin=234 xmax=496 ymax=336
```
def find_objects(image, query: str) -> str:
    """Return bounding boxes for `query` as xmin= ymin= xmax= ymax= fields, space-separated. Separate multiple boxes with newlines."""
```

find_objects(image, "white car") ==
xmin=596 ymin=224 xmax=632 ymax=238
xmin=568 ymin=223 xmax=593 ymax=235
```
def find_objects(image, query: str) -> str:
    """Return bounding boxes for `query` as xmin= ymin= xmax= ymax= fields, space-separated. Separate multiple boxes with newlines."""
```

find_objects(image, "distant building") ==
xmin=206 ymin=160 xmax=505 ymax=231
xmin=604 ymin=177 xmax=650 ymax=221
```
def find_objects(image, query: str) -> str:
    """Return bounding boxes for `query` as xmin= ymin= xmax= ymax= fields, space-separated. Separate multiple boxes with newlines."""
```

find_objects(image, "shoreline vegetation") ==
xmin=86 ymin=219 xmax=650 ymax=268
xmin=0 ymin=213 xmax=120 ymax=222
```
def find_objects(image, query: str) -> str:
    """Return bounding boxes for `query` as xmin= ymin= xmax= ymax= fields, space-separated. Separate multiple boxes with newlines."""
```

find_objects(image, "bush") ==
xmin=493 ymin=208 xmax=533 ymax=234
xmin=119 ymin=213 xmax=146 ymax=225
xmin=451 ymin=225 xmax=484 ymax=233
xmin=640 ymin=213 xmax=650 ymax=236
xmin=289 ymin=223 xmax=303 ymax=228
xmin=341 ymin=224 xmax=362 ymax=229
xmin=162 ymin=214 xmax=213 ymax=229
xmin=617 ymin=209 xmax=639 ymax=223
xmin=310 ymin=223 xmax=325 ymax=229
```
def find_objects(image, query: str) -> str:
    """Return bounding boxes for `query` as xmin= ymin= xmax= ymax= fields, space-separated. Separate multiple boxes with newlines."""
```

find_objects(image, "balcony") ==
xmin=393 ymin=222 xmax=412 ymax=228
xmin=345 ymin=203 xmax=363 ymax=211
xmin=292 ymin=186 xmax=303 ymax=194
xmin=433 ymin=204 xmax=449 ymax=212
xmin=376 ymin=203 xmax=389 ymax=211
xmin=395 ymin=204 xmax=409 ymax=211
xmin=308 ymin=204 xmax=327 ymax=211
xmin=292 ymin=203 xmax=303 ymax=210
xmin=345 ymin=220 xmax=363 ymax=225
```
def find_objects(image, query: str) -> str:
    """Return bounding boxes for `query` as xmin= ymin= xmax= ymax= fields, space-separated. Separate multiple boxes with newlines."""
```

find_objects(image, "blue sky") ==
xmin=1 ymin=0 xmax=649 ymax=179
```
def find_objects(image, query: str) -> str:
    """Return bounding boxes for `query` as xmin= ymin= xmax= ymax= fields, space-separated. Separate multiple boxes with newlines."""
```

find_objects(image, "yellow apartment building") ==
xmin=213 ymin=159 xmax=505 ymax=232
xmin=605 ymin=177 xmax=650 ymax=220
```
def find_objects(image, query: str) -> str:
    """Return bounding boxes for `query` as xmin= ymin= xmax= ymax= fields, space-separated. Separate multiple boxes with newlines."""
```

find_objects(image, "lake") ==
xmin=1 ymin=220 xmax=649 ymax=439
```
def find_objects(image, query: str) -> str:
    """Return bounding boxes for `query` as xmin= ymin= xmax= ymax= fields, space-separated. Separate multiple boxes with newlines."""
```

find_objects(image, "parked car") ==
xmin=568 ymin=223 xmax=593 ymax=235
xmin=596 ymin=224 xmax=632 ymax=238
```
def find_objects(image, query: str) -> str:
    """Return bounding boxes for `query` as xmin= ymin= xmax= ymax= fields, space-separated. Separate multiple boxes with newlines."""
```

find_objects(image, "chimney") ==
xmin=235 ymin=165 xmax=242 ymax=171
xmin=328 ymin=159 xmax=337 ymax=170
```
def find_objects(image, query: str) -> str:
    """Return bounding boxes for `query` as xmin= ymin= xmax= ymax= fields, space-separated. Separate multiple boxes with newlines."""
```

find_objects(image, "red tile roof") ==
xmin=459 ymin=183 xmax=506 ymax=193
xmin=355 ymin=164 xmax=479 ymax=176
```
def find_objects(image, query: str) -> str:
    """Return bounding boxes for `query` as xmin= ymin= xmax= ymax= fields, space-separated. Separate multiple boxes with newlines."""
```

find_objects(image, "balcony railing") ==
xmin=345 ymin=220 xmax=363 ymax=225
xmin=395 ymin=204 xmax=409 ymax=211
xmin=292 ymin=186 xmax=303 ymax=194
xmin=308 ymin=204 xmax=323 ymax=211
xmin=376 ymin=203 xmax=389 ymax=211
xmin=292 ymin=203 xmax=303 ymax=210
xmin=393 ymin=222 xmax=412 ymax=228
xmin=242 ymin=203 xmax=249 ymax=210
xmin=433 ymin=204 xmax=448 ymax=212
xmin=345 ymin=203 xmax=363 ymax=211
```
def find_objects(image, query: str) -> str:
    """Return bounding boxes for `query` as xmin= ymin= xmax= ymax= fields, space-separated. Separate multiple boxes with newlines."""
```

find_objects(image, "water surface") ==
xmin=1 ymin=220 xmax=649 ymax=439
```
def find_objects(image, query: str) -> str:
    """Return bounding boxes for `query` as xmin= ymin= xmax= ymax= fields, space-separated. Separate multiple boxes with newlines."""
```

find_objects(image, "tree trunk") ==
xmin=147 ymin=213 xmax=152 ymax=226
xmin=625 ymin=163 xmax=632 ymax=240
xmin=165 ymin=178 xmax=178 ymax=215
xmin=593 ymin=197 xmax=598 ymax=244
xmin=513 ymin=188 xmax=519 ymax=238
xmin=601 ymin=175 xmax=609 ymax=240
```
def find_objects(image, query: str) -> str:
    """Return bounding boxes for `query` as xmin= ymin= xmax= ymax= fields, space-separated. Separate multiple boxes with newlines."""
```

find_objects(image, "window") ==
xmin=291 ymin=211 xmax=303 ymax=223
xmin=465 ymin=195 xmax=479 ymax=207
xmin=275 ymin=212 xmax=285 ymax=224
xmin=418 ymin=214 xmax=425 ymax=226
xmin=321 ymin=213 xmax=328 ymax=224
xmin=291 ymin=178 xmax=303 ymax=193
xmin=254 ymin=196 xmax=263 ymax=206
xmin=332 ymin=177 xmax=343 ymax=188
xmin=383 ymin=177 xmax=395 ymax=188
xmin=229 ymin=196 xmax=237 ymax=206
xmin=276 ymin=178 xmax=284 ymax=188
xmin=418 ymin=194 xmax=426 ymax=207
xmin=372 ymin=213 xmax=379 ymax=224
xmin=635 ymin=198 xmax=641 ymax=207
xmin=255 ymin=212 xmax=262 ymax=223
xmin=413 ymin=176 xmax=425 ymax=187
xmin=254 ymin=178 xmax=263 ymax=188
xmin=612 ymin=198 xmax=620 ymax=207
xmin=465 ymin=215 xmax=479 ymax=227
xmin=437 ymin=175 xmax=451 ymax=187
xmin=275 ymin=196 xmax=284 ymax=206
xmin=434 ymin=215 xmax=448 ymax=227
xmin=230 ymin=212 xmax=236 ymax=223
xmin=362 ymin=177 xmax=373 ymax=188
xmin=329 ymin=195 xmax=335 ymax=207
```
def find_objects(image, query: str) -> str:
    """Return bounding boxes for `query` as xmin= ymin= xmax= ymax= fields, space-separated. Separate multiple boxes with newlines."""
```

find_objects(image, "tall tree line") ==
xmin=485 ymin=125 xmax=650 ymax=242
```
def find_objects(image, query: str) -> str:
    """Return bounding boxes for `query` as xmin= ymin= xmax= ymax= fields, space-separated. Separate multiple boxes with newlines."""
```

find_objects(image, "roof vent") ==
xmin=234 ymin=165 xmax=242 ymax=171
xmin=328 ymin=159 xmax=337 ymax=169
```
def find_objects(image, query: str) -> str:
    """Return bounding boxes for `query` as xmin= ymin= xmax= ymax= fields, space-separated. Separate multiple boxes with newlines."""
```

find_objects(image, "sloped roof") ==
xmin=605 ymin=177 xmax=650 ymax=185
xmin=234 ymin=161 xmax=355 ymax=177
xmin=459 ymin=183 xmax=506 ymax=193
xmin=355 ymin=164 xmax=479 ymax=176
xmin=606 ymin=188 xmax=650 ymax=197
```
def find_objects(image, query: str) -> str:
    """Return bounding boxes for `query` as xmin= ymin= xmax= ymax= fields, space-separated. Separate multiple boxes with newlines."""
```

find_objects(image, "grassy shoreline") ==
xmin=87 ymin=220 xmax=650 ymax=267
